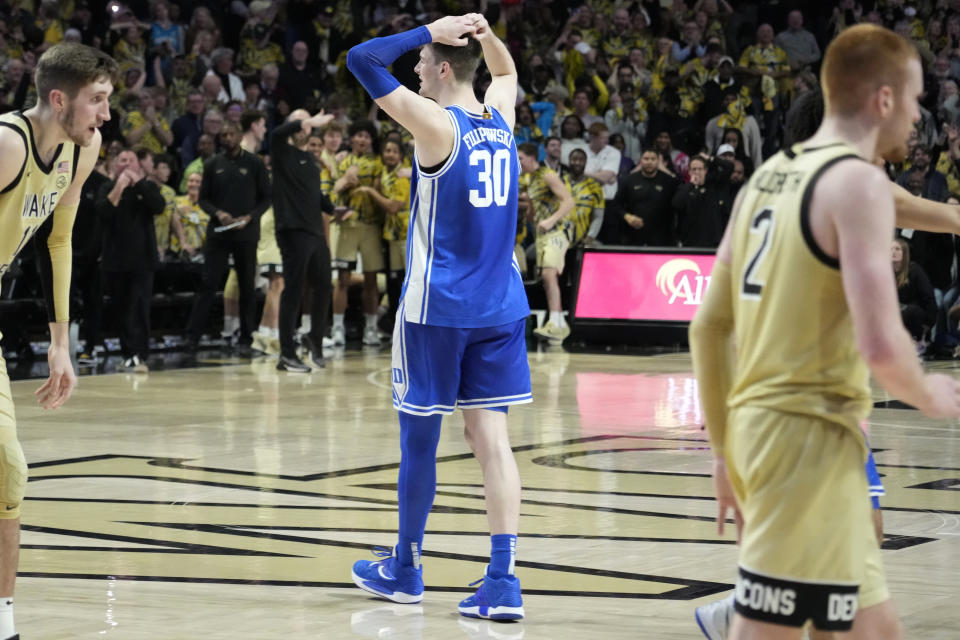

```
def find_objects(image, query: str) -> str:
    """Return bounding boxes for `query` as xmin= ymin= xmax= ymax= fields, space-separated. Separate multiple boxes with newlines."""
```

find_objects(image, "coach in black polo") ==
xmin=270 ymin=108 xmax=337 ymax=371
xmin=185 ymin=121 xmax=271 ymax=351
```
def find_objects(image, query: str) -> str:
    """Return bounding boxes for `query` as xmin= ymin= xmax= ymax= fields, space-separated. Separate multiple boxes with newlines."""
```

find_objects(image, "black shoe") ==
xmin=299 ymin=333 xmax=326 ymax=368
xmin=277 ymin=355 xmax=311 ymax=372
xmin=234 ymin=344 xmax=255 ymax=358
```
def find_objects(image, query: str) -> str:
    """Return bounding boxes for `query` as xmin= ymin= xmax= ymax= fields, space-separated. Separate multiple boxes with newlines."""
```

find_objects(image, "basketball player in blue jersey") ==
xmin=0 ymin=42 xmax=116 ymax=640
xmin=346 ymin=13 xmax=530 ymax=620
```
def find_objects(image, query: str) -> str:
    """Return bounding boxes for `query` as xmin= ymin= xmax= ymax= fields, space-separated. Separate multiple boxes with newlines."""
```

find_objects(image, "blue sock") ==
xmin=489 ymin=534 xmax=517 ymax=578
xmin=396 ymin=411 xmax=442 ymax=567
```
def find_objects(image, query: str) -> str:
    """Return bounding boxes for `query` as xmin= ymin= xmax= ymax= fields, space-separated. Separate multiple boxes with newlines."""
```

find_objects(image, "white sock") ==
xmin=258 ymin=324 xmax=269 ymax=335
xmin=550 ymin=311 xmax=566 ymax=328
xmin=269 ymin=328 xmax=279 ymax=339
xmin=365 ymin=314 xmax=377 ymax=330
xmin=0 ymin=598 xmax=15 ymax=639
xmin=301 ymin=314 xmax=311 ymax=333
xmin=333 ymin=314 xmax=345 ymax=329
xmin=223 ymin=315 xmax=239 ymax=335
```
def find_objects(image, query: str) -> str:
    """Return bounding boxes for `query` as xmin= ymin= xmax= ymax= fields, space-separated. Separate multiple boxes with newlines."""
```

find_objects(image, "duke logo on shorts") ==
xmin=393 ymin=105 xmax=532 ymax=415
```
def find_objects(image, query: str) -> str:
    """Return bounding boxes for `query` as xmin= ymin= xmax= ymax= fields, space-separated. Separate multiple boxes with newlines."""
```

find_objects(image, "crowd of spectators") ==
xmin=3 ymin=0 xmax=960 ymax=356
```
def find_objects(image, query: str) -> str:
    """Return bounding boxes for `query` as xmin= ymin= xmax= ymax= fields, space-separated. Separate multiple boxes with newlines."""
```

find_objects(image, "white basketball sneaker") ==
xmin=695 ymin=594 xmax=734 ymax=640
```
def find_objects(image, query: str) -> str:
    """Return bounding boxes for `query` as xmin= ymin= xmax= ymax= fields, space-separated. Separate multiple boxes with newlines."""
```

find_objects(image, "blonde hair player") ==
xmin=690 ymin=24 xmax=960 ymax=640
xmin=0 ymin=42 xmax=116 ymax=639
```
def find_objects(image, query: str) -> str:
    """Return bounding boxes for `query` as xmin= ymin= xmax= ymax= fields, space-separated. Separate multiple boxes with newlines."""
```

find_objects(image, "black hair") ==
xmin=784 ymin=87 xmax=824 ymax=146
xmin=517 ymin=142 xmax=540 ymax=157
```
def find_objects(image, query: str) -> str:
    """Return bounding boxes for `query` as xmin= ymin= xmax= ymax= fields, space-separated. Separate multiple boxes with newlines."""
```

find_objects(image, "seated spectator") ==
xmin=172 ymin=171 xmax=209 ymax=261
xmin=207 ymin=47 xmax=244 ymax=102
xmin=705 ymin=89 xmax=762 ymax=168
xmin=122 ymin=89 xmax=174 ymax=155
xmin=775 ymin=10 xmax=820 ymax=70
xmin=653 ymin=129 xmax=690 ymax=183
xmin=583 ymin=121 xmax=621 ymax=202
xmin=559 ymin=114 xmax=588 ymax=164
xmin=672 ymin=20 xmax=706 ymax=63
xmin=608 ymin=133 xmax=635 ymax=181
xmin=150 ymin=0 xmax=184 ymax=55
xmin=160 ymin=54 xmax=195 ymax=114
xmin=514 ymin=102 xmax=544 ymax=149
xmin=571 ymin=87 xmax=604 ymax=130
xmin=716 ymin=128 xmax=755 ymax=176
xmin=896 ymin=145 xmax=949 ymax=203
xmin=542 ymin=135 xmax=567 ymax=179
xmin=604 ymin=84 xmax=646 ymax=162
xmin=225 ymin=100 xmax=244 ymax=126
xmin=238 ymin=22 xmax=284 ymax=78
xmin=138 ymin=149 xmax=177 ymax=262
xmin=172 ymin=89 xmax=204 ymax=165
xmin=179 ymin=133 xmax=216 ymax=193
xmin=113 ymin=23 xmax=147 ymax=72
xmin=187 ymin=27 xmax=215 ymax=78
xmin=702 ymin=56 xmax=741 ymax=120
xmin=893 ymin=237 xmax=937 ymax=352
xmin=200 ymin=72 xmax=224 ymax=105
xmin=278 ymin=40 xmax=325 ymax=112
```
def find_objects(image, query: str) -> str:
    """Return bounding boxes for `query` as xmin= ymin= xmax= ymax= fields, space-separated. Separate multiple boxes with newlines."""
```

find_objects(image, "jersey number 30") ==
xmin=741 ymin=207 xmax=774 ymax=299
xmin=469 ymin=149 xmax=511 ymax=207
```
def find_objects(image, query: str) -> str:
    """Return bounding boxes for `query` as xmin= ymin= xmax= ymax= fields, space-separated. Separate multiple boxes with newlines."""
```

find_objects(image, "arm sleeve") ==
xmin=346 ymin=27 xmax=433 ymax=99
xmin=34 ymin=201 xmax=79 ymax=323
xmin=688 ymin=260 xmax=735 ymax=456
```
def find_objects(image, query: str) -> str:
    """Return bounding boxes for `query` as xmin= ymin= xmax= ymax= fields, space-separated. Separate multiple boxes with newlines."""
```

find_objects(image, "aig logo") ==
xmin=655 ymin=259 xmax=711 ymax=306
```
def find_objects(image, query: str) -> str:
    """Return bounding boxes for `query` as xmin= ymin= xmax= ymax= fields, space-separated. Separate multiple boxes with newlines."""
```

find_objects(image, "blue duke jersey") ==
xmin=403 ymin=105 xmax=530 ymax=328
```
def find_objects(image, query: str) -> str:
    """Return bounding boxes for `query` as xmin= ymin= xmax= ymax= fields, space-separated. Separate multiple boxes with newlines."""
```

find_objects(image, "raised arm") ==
xmin=347 ymin=15 xmax=478 ymax=167
xmin=891 ymin=181 xmax=960 ymax=233
xmin=827 ymin=162 xmax=960 ymax=418
xmin=473 ymin=14 xmax=517 ymax=129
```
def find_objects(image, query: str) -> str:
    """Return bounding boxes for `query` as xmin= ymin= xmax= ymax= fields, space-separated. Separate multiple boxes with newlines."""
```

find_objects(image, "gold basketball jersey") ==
xmin=0 ymin=111 xmax=79 ymax=277
xmin=727 ymin=143 xmax=871 ymax=437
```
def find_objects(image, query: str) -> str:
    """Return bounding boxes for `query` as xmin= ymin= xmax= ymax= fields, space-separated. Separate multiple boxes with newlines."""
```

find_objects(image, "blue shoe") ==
xmin=351 ymin=546 xmax=424 ymax=604
xmin=458 ymin=568 xmax=524 ymax=621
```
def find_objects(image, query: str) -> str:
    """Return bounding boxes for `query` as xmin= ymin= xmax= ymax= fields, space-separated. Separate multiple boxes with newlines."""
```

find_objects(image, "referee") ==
xmin=270 ymin=108 xmax=336 ymax=371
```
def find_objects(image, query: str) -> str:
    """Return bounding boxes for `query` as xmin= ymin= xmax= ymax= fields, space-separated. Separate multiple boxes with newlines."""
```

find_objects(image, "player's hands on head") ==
xmin=466 ymin=13 xmax=491 ymax=40
xmin=36 ymin=343 xmax=77 ymax=410
xmin=427 ymin=14 xmax=478 ymax=46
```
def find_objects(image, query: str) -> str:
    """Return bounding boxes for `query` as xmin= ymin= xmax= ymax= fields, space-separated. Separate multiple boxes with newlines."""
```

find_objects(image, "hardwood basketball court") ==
xmin=7 ymin=348 xmax=959 ymax=638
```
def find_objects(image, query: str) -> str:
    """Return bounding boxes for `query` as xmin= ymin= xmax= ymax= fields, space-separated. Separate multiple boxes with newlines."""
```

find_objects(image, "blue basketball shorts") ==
xmin=865 ymin=448 xmax=884 ymax=510
xmin=391 ymin=314 xmax=532 ymax=416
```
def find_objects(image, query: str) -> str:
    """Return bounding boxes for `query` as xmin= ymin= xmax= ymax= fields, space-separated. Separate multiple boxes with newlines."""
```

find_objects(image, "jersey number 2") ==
xmin=741 ymin=207 xmax=774 ymax=299
xmin=469 ymin=149 xmax=510 ymax=207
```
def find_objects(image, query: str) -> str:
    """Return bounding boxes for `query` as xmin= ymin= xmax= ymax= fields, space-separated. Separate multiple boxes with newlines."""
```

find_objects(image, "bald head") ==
xmin=288 ymin=109 xmax=310 ymax=122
